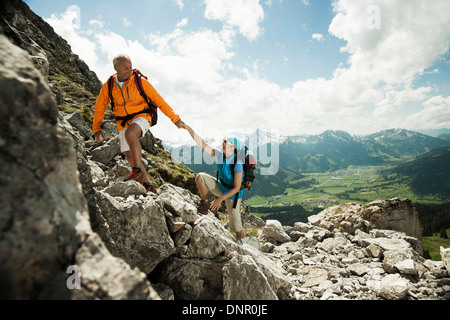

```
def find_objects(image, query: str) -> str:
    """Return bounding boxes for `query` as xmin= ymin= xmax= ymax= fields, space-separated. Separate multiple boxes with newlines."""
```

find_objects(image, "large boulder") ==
xmin=95 ymin=190 xmax=176 ymax=274
xmin=361 ymin=198 xmax=423 ymax=241
xmin=187 ymin=215 xmax=243 ymax=260
xmin=313 ymin=198 xmax=423 ymax=243
xmin=261 ymin=220 xmax=292 ymax=244
xmin=156 ymin=257 xmax=225 ymax=300
xmin=223 ymin=253 xmax=278 ymax=300
xmin=372 ymin=274 xmax=410 ymax=300
xmin=73 ymin=233 xmax=159 ymax=300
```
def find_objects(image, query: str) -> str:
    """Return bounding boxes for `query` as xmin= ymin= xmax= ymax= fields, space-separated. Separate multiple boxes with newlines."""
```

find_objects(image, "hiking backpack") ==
xmin=217 ymin=146 xmax=257 ymax=208
xmin=107 ymin=69 xmax=158 ymax=127
xmin=237 ymin=146 xmax=257 ymax=191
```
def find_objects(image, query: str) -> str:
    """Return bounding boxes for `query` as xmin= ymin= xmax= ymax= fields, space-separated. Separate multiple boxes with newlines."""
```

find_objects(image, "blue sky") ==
xmin=24 ymin=0 xmax=450 ymax=144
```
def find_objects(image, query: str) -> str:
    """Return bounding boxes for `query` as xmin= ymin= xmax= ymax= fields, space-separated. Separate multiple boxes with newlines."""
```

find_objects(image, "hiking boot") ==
xmin=143 ymin=182 xmax=157 ymax=194
xmin=125 ymin=167 xmax=143 ymax=181
xmin=197 ymin=199 xmax=210 ymax=214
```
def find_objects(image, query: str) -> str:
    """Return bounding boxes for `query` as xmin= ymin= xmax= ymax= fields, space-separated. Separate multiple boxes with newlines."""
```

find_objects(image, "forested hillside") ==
xmin=389 ymin=147 xmax=450 ymax=200
xmin=415 ymin=202 xmax=450 ymax=237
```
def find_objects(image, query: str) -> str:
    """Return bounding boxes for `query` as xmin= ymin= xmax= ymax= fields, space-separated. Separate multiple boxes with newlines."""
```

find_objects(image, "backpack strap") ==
xmin=133 ymin=70 xmax=158 ymax=126
xmin=107 ymin=76 xmax=115 ymax=111
xmin=115 ymin=109 xmax=153 ymax=128
xmin=217 ymin=153 xmax=234 ymax=189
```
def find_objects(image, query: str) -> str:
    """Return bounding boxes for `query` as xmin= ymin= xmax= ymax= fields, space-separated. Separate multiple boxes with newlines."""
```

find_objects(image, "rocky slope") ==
xmin=0 ymin=0 xmax=101 ymax=120
xmin=0 ymin=0 xmax=449 ymax=301
xmin=0 ymin=34 xmax=158 ymax=300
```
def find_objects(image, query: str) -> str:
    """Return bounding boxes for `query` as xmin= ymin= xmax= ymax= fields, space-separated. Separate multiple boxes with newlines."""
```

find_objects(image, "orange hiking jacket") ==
xmin=92 ymin=74 xmax=180 ymax=133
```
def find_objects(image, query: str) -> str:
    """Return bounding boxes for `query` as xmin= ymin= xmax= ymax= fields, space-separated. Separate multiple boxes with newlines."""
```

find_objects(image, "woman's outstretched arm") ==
xmin=182 ymin=124 xmax=216 ymax=157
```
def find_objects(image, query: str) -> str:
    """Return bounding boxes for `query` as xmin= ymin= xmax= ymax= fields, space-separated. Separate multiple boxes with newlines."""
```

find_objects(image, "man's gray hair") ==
xmin=113 ymin=54 xmax=131 ymax=67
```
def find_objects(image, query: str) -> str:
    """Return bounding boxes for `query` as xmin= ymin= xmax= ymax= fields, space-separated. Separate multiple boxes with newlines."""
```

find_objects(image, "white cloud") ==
xmin=176 ymin=18 xmax=189 ymax=28
xmin=123 ymin=17 xmax=131 ymax=27
xmin=311 ymin=33 xmax=324 ymax=42
xmin=173 ymin=0 xmax=184 ymax=10
xmin=321 ymin=0 xmax=450 ymax=131
xmin=232 ymin=0 xmax=450 ymax=136
xmin=374 ymin=85 xmax=431 ymax=117
xmin=329 ymin=0 xmax=450 ymax=86
xmin=204 ymin=0 xmax=265 ymax=41
xmin=425 ymin=68 xmax=439 ymax=75
xmin=89 ymin=19 xmax=104 ymax=28
xmin=403 ymin=95 xmax=450 ymax=130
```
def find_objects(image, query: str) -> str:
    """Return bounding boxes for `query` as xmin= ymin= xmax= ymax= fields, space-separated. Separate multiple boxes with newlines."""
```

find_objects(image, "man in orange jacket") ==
xmin=93 ymin=54 xmax=185 ymax=193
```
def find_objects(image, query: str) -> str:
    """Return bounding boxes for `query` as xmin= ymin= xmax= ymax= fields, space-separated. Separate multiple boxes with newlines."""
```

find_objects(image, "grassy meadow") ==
xmin=246 ymin=165 xmax=442 ymax=208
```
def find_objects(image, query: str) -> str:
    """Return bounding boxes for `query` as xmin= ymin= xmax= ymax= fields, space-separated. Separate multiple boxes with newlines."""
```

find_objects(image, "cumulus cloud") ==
xmin=320 ymin=0 xmax=450 ymax=131
xmin=204 ymin=0 xmax=264 ymax=41
xmin=329 ymin=0 xmax=450 ymax=86
xmin=311 ymin=33 xmax=324 ymax=42
xmin=403 ymin=95 xmax=450 ymax=130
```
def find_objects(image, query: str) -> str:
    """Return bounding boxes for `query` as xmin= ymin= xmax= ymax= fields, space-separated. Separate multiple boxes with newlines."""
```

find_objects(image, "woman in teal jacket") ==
xmin=182 ymin=124 xmax=246 ymax=241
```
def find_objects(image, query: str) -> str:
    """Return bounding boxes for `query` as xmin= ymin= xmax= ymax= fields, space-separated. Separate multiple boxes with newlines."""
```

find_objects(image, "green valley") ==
xmin=245 ymin=164 xmax=443 ymax=208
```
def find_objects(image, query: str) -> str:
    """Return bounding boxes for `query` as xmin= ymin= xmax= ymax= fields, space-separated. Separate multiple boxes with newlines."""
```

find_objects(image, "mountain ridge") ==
xmin=167 ymin=128 xmax=450 ymax=169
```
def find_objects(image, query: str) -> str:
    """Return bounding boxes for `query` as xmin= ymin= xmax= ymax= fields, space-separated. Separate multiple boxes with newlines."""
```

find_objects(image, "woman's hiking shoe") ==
xmin=143 ymin=182 xmax=157 ymax=194
xmin=197 ymin=200 xmax=210 ymax=214
xmin=125 ymin=167 xmax=143 ymax=181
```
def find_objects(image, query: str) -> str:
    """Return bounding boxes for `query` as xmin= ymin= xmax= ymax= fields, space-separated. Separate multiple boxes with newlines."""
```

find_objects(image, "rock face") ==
xmin=316 ymin=199 xmax=423 ymax=239
xmin=0 ymin=35 xmax=157 ymax=300
xmin=95 ymin=191 xmax=176 ymax=275
xmin=0 ymin=33 xmax=83 ymax=299
xmin=1 ymin=0 xmax=449 ymax=301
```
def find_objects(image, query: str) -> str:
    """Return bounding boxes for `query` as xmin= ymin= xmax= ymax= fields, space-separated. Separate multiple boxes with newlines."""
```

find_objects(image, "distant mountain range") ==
xmin=278 ymin=129 xmax=450 ymax=173
xmin=165 ymin=128 xmax=450 ymax=200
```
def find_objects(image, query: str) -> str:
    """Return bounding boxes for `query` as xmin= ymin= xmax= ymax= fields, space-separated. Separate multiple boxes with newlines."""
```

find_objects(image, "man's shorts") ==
xmin=118 ymin=117 xmax=151 ymax=153
xmin=197 ymin=172 xmax=243 ymax=232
